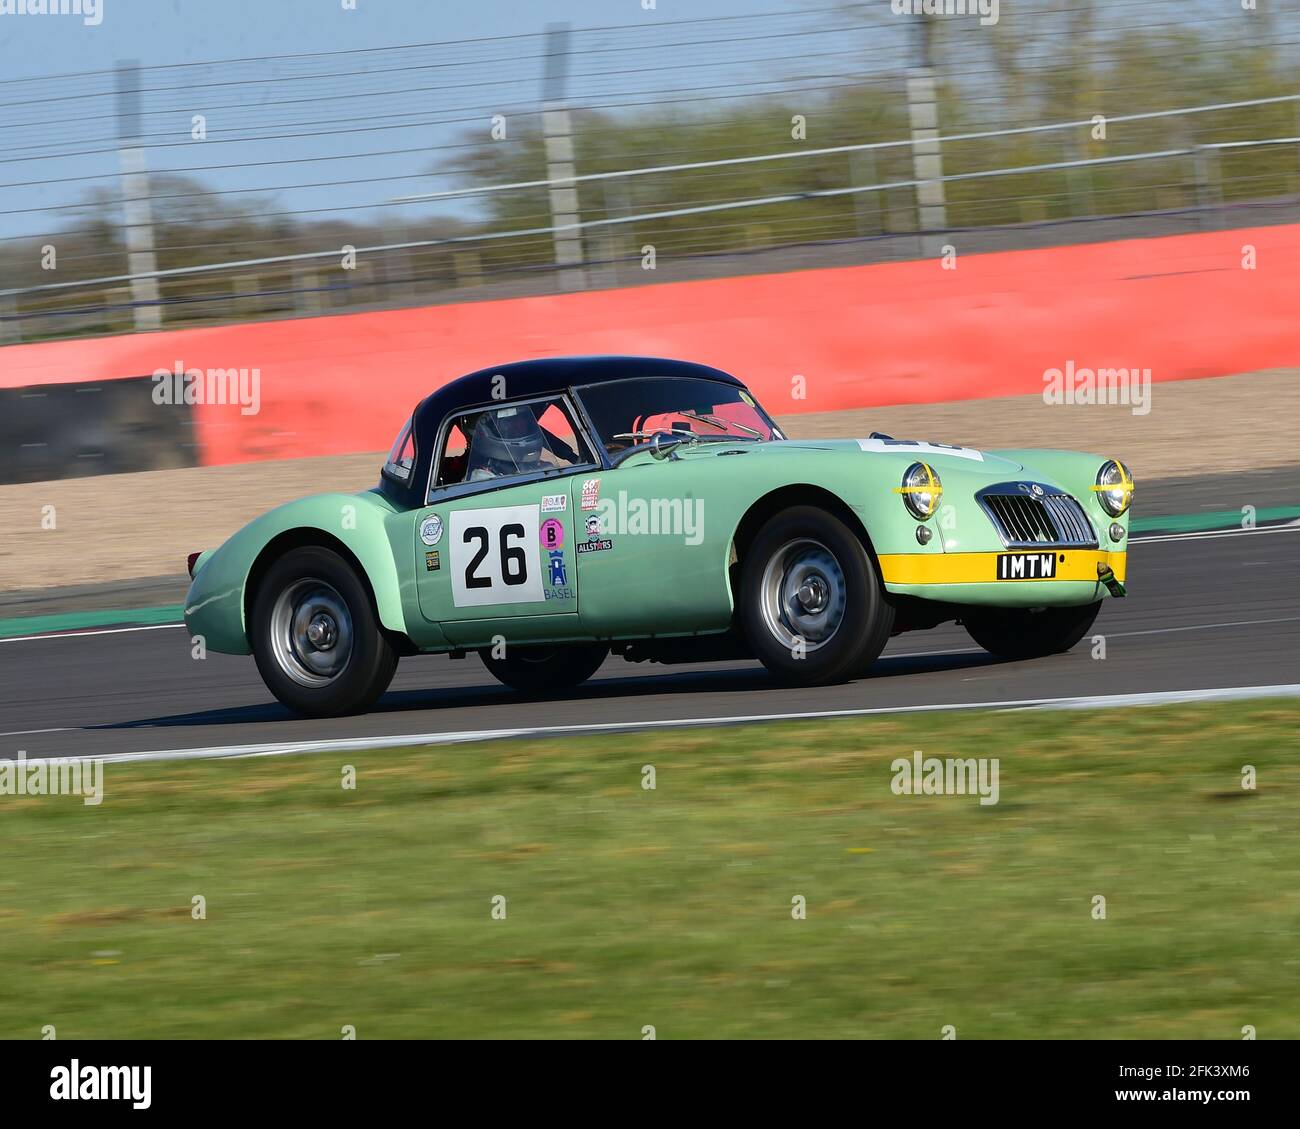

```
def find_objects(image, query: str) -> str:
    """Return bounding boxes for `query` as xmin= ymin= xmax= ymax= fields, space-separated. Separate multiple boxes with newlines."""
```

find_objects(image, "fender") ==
xmin=184 ymin=490 xmax=415 ymax=655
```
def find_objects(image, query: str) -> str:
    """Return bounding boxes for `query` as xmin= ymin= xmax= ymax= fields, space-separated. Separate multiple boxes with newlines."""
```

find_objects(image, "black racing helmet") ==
xmin=469 ymin=405 xmax=545 ymax=469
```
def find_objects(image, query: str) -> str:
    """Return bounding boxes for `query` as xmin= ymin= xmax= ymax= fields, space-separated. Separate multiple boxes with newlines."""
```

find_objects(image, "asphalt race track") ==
xmin=2 ymin=521 xmax=1297 ymax=763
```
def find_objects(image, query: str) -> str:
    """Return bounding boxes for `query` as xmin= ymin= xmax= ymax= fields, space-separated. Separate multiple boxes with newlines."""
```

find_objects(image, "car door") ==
xmin=571 ymin=457 xmax=732 ymax=639
xmin=413 ymin=395 xmax=598 ymax=648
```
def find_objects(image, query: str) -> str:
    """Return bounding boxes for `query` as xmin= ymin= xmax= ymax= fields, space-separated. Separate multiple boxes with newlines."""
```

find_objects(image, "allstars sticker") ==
xmin=576 ymin=538 xmax=613 ymax=554
xmin=580 ymin=478 xmax=600 ymax=510
xmin=425 ymin=550 xmax=441 ymax=572
xmin=419 ymin=514 xmax=443 ymax=546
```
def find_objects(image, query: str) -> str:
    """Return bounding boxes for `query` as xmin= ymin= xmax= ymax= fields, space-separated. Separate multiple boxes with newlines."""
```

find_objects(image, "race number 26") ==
xmin=464 ymin=524 xmax=528 ymax=589
xmin=450 ymin=505 xmax=545 ymax=607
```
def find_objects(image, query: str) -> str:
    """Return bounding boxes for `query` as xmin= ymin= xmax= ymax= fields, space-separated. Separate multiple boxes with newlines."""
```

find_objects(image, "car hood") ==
xmin=775 ymin=436 xmax=1025 ymax=475
xmin=670 ymin=436 xmax=1028 ymax=482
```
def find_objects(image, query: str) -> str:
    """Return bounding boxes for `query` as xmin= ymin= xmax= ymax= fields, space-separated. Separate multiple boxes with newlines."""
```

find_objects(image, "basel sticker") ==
xmin=420 ymin=514 xmax=444 ymax=546
xmin=541 ymin=493 xmax=568 ymax=513
xmin=548 ymin=550 xmax=568 ymax=586
xmin=580 ymin=478 xmax=601 ymax=510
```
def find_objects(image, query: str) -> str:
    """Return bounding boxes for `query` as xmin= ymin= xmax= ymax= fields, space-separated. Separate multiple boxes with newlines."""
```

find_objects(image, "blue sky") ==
xmin=0 ymin=0 xmax=800 ymax=245
xmin=0 ymin=0 xmax=1269 ymax=252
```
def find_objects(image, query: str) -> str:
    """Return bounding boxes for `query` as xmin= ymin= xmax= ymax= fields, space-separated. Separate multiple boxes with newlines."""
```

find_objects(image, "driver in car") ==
xmin=465 ymin=406 xmax=547 ymax=480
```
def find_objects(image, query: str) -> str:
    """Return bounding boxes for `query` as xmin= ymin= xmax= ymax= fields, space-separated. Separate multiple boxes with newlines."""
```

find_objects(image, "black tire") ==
xmin=739 ymin=505 xmax=894 ymax=685
xmin=961 ymin=601 xmax=1102 ymax=660
xmin=250 ymin=546 xmax=398 ymax=717
xmin=480 ymin=642 xmax=609 ymax=693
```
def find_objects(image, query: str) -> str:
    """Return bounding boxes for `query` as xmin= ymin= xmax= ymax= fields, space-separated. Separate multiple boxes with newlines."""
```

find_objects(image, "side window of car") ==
xmin=435 ymin=423 xmax=469 ymax=487
xmin=432 ymin=397 xmax=595 ymax=493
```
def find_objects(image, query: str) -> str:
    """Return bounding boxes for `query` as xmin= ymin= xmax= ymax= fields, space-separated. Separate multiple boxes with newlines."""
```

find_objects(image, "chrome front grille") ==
xmin=977 ymin=485 xmax=1098 ymax=548
xmin=1042 ymin=493 xmax=1096 ymax=545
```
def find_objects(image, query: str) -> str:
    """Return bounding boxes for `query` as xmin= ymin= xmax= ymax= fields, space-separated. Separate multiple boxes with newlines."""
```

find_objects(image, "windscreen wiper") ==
xmin=678 ymin=410 xmax=763 ymax=439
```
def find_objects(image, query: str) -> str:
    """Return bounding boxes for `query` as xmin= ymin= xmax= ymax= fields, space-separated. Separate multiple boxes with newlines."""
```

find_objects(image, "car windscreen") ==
xmin=576 ymin=376 xmax=781 ymax=459
xmin=382 ymin=418 xmax=415 ymax=481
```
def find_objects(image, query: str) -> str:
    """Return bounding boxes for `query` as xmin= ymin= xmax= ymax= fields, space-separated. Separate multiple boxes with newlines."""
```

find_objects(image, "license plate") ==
xmin=996 ymin=552 xmax=1058 ymax=580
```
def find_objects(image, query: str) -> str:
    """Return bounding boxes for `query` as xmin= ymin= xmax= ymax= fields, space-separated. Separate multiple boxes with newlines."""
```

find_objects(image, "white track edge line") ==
xmin=22 ymin=683 xmax=1300 ymax=766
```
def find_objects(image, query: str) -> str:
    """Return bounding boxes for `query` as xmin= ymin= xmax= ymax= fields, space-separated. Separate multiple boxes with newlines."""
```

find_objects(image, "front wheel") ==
xmin=739 ymin=505 xmax=894 ymax=685
xmin=961 ymin=601 xmax=1102 ymax=660
xmin=480 ymin=642 xmax=609 ymax=693
xmin=250 ymin=546 xmax=398 ymax=717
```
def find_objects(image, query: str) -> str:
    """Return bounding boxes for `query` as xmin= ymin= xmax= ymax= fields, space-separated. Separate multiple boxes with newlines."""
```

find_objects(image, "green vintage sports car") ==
xmin=184 ymin=356 xmax=1134 ymax=716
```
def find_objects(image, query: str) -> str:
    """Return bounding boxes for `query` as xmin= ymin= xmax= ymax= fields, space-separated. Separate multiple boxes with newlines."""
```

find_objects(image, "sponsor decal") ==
xmin=578 ymin=512 xmax=612 ymax=553
xmin=419 ymin=514 xmax=444 ymax=546
xmin=547 ymin=550 xmax=568 ymax=586
xmin=424 ymin=550 xmax=440 ymax=572
xmin=580 ymin=478 xmax=601 ymax=510
xmin=996 ymin=552 xmax=1059 ymax=580
xmin=855 ymin=437 xmax=984 ymax=462
xmin=541 ymin=493 xmax=568 ymax=513
xmin=540 ymin=518 xmax=565 ymax=551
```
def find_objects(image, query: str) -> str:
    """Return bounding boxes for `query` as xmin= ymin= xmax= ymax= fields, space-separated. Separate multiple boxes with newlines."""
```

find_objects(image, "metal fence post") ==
xmin=1193 ymin=144 xmax=1223 ymax=230
xmin=116 ymin=61 xmax=162 ymax=331
xmin=542 ymin=24 xmax=585 ymax=291
xmin=905 ymin=66 xmax=947 ymax=256
xmin=0 ymin=293 xmax=20 ymax=343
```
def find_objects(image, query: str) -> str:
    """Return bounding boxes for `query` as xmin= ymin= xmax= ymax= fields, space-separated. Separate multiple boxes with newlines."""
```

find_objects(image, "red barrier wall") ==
xmin=3 ymin=222 xmax=1297 ymax=466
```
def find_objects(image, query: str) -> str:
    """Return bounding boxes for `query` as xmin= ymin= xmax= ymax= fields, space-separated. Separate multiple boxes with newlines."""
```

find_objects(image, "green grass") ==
xmin=2 ymin=700 xmax=1298 ymax=1039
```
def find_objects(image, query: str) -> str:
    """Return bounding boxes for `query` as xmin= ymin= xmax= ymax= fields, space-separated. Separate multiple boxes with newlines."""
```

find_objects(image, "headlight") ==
xmin=897 ymin=461 xmax=942 ymax=520
xmin=1093 ymin=459 xmax=1134 ymax=516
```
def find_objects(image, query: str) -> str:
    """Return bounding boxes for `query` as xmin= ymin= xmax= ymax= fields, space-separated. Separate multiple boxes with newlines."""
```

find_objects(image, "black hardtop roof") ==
xmin=411 ymin=355 xmax=743 ymax=438
xmin=376 ymin=356 xmax=746 ymax=508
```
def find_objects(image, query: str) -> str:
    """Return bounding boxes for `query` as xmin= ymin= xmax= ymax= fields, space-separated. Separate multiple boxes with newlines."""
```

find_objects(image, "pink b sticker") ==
xmin=540 ymin=518 xmax=565 ymax=550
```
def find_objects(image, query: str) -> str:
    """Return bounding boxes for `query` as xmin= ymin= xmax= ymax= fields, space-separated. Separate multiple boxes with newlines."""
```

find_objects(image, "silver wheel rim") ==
xmin=759 ymin=538 xmax=847 ymax=653
xmin=269 ymin=578 xmax=354 ymax=687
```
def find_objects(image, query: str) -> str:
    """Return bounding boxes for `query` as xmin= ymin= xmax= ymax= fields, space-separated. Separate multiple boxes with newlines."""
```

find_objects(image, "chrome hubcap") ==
xmin=305 ymin=613 xmax=338 ymax=650
xmin=270 ymin=579 xmax=354 ymax=687
xmin=759 ymin=538 xmax=847 ymax=652
xmin=796 ymin=575 xmax=829 ymax=613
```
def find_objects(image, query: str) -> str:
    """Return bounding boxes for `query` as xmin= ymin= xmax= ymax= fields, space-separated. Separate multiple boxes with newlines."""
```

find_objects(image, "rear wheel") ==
xmin=480 ymin=642 xmax=609 ymax=693
xmin=251 ymin=546 xmax=398 ymax=717
xmin=739 ymin=506 xmax=894 ymax=685
xmin=962 ymin=601 xmax=1102 ymax=660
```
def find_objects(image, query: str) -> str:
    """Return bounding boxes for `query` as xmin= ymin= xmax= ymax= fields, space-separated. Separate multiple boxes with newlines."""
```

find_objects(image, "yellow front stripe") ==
xmin=879 ymin=550 xmax=1127 ymax=585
